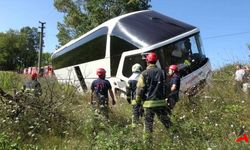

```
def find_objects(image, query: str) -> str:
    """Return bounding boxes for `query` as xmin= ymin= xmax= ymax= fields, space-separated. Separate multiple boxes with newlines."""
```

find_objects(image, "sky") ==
xmin=0 ymin=0 xmax=250 ymax=69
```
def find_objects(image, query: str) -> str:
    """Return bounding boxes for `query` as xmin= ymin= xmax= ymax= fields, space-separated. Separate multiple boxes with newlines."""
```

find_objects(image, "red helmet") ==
xmin=169 ymin=65 xmax=178 ymax=72
xmin=31 ymin=72 xmax=38 ymax=79
xmin=96 ymin=68 xmax=106 ymax=76
xmin=146 ymin=52 xmax=157 ymax=63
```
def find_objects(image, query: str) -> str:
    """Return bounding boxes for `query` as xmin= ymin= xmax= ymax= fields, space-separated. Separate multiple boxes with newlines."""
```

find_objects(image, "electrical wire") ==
xmin=203 ymin=31 xmax=250 ymax=40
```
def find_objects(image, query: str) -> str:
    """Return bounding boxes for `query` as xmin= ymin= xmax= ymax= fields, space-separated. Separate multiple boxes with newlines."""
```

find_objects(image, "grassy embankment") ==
xmin=0 ymin=65 xmax=249 ymax=149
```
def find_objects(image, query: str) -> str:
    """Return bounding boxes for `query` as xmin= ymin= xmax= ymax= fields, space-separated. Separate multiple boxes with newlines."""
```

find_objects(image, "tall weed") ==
xmin=0 ymin=64 xmax=249 ymax=149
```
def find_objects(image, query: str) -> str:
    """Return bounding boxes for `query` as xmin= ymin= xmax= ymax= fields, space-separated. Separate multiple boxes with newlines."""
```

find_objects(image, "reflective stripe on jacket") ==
xmin=143 ymin=100 xmax=166 ymax=108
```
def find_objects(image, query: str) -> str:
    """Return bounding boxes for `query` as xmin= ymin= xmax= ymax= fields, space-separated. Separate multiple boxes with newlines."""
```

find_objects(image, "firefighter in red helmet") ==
xmin=22 ymin=72 xmax=42 ymax=97
xmin=145 ymin=52 xmax=157 ymax=63
xmin=90 ymin=68 xmax=116 ymax=119
xmin=167 ymin=64 xmax=181 ymax=111
xmin=136 ymin=52 xmax=171 ymax=147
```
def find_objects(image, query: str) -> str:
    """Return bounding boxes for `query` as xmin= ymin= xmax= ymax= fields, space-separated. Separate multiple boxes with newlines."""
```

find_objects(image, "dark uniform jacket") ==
xmin=169 ymin=74 xmax=181 ymax=101
xmin=136 ymin=64 xmax=166 ymax=108
xmin=23 ymin=79 xmax=42 ymax=97
xmin=91 ymin=78 xmax=111 ymax=98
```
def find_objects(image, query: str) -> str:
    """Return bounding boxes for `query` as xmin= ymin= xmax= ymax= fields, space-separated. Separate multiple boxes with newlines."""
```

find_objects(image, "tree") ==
xmin=54 ymin=0 xmax=151 ymax=46
xmin=0 ymin=27 xmax=40 ymax=71
xmin=0 ymin=30 xmax=20 ymax=70
xmin=18 ymin=27 xmax=40 ymax=69
xmin=42 ymin=52 xmax=52 ymax=66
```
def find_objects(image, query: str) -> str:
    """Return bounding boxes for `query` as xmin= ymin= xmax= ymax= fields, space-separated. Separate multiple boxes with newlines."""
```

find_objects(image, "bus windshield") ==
xmin=122 ymin=33 xmax=208 ymax=78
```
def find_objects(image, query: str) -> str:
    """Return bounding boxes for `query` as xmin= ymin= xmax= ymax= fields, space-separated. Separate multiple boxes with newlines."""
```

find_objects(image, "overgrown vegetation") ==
xmin=0 ymin=65 xmax=249 ymax=149
xmin=0 ymin=28 xmax=52 ymax=71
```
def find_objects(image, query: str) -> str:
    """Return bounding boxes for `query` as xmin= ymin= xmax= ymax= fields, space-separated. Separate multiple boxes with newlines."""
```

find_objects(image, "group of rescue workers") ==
xmin=22 ymin=52 xmax=181 ymax=146
xmin=19 ymin=51 xmax=250 ymax=148
xmin=90 ymin=52 xmax=181 ymax=145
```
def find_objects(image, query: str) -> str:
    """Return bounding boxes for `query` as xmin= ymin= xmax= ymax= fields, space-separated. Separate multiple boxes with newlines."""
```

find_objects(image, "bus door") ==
xmin=74 ymin=66 xmax=87 ymax=91
xmin=116 ymin=50 xmax=147 ymax=82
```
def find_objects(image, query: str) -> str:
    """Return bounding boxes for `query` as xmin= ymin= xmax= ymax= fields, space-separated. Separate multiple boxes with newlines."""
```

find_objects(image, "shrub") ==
xmin=0 ymin=64 xmax=250 ymax=149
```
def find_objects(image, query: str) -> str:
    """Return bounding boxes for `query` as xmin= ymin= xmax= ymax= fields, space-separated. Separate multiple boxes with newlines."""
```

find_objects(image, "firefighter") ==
xmin=90 ymin=68 xmax=116 ymax=119
xmin=135 ymin=52 xmax=171 ymax=146
xmin=167 ymin=64 xmax=181 ymax=111
xmin=126 ymin=63 xmax=143 ymax=127
xmin=22 ymin=72 xmax=42 ymax=97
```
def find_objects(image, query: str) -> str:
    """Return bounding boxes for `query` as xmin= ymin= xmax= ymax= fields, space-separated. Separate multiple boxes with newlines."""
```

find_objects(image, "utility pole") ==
xmin=38 ymin=21 xmax=46 ymax=74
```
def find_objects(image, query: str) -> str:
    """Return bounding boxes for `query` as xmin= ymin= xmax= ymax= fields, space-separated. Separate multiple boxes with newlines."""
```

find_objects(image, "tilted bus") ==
xmin=51 ymin=10 xmax=212 ymax=95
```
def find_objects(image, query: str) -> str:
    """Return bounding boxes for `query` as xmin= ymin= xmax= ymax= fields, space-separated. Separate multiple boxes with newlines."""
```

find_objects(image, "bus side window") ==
xmin=110 ymin=36 xmax=138 ymax=76
xmin=184 ymin=39 xmax=192 ymax=56
xmin=122 ymin=54 xmax=146 ymax=77
xmin=171 ymin=46 xmax=183 ymax=64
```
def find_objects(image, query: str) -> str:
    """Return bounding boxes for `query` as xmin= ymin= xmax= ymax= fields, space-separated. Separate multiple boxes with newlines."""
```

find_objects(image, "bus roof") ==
xmin=52 ymin=10 xmax=196 ymax=58
xmin=111 ymin=10 xmax=196 ymax=48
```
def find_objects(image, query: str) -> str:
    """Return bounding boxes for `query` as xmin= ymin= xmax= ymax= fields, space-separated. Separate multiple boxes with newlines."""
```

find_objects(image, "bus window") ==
xmin=110 ymin=36 xmax=138 ymax=76
xmin=52 ymin=27 xmax=108 ymax=69
xmin=155 ymin=45 xmax=173 ymax=69
xmin=189 ymin=36 xmax=200 ymax=55
xmin=52 ymin=35 xmax=106 ymax=69
xmin=122 ymin=54 xmax=146 ymax=78
xmin=153 ymin=34 xmax=207 ymax=77
xmin=194 ymin=34 xmax=205 ymax=55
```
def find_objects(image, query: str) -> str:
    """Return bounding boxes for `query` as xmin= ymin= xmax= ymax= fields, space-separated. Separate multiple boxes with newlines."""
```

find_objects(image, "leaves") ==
xmin=0 ymin=27 xmax=39 ymax=71
xmin=54 ymin=0 xmax=151 ymax=46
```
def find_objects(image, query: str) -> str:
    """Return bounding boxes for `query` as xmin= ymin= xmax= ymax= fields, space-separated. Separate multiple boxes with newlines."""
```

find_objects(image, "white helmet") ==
xmin=132 ymin=63 xmax=142 ymax=73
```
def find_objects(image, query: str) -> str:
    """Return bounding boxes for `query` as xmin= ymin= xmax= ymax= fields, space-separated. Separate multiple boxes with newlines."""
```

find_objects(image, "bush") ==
xmin=0 ymin=73 xmax=85 ymax=145
xmin=0 ymin=64 xmax=250 ymax=149
xmin=0 ymin=71 xmax=24 ymax=91
xmin=0 ymin=132 xmax=20 ymax=150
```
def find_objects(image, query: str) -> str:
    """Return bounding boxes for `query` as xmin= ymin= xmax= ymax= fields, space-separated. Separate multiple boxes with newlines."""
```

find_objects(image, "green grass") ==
xmin=0 ymin=71 xmax=24 ymax=91
xmin=0 ymin=65 xmax=249 ymax=149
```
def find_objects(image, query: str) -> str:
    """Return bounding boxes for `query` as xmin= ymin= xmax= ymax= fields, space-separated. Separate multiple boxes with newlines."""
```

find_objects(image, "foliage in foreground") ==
xmin=0 ymin=65 xmax=249 ymax=149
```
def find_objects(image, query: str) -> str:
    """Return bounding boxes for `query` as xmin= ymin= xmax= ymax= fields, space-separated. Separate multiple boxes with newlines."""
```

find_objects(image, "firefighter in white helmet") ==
xmin=126 ymin=63 xmax=143 ymax=127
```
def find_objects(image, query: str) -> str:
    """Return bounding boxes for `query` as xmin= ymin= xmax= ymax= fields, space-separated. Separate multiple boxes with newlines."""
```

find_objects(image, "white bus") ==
xmin=51 ymin=10 xmax=212 ymax=95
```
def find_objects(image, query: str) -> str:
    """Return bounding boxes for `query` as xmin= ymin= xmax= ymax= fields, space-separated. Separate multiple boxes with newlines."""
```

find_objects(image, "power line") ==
xmin=203 ymin=31 xmax=250 ymax=40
